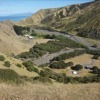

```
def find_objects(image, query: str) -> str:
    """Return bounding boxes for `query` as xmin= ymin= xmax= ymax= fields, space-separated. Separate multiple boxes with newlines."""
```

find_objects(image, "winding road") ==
xmin=34 ymin=29 xmax=97 ymax=50
xmin=32 ymin=29 xmax=99 ymax=66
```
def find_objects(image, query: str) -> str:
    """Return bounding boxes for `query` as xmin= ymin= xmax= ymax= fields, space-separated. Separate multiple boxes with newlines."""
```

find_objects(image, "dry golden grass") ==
xmin=92 ymin=59 xmax=100 ymax=68
xmin=0 ymin=83 xmax=100 ymax=100
xmin=0 ymin=24 xmax=50 ymax=55
xmin=52 ymin=54 xmax=100 ymax=77
xmin=65 ymin=54 xmax=92 ymax=65
xmin=84 ymin=38 xmax=100 ymax=46
xmin=0 ymin=53 xmax=38 ymax=77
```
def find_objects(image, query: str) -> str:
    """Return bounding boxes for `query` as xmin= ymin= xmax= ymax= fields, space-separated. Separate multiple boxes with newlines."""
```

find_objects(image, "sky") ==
xmin=0 ymin=0 xmax=94 ymax=16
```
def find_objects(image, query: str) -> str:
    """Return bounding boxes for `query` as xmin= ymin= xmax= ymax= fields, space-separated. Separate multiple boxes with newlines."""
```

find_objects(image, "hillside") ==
xmin=17 ymin=0 xmax=100 ymax=38
xmin=0 ymin=21 xmax=50 ymax=55
xmin=0 ymin=83 xmax=100 ymax=100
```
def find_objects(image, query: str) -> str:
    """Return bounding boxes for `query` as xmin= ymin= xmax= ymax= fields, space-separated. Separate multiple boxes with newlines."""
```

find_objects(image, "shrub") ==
xmin=66 ymin=62 xmax=74 ymax=66
xmin=31 ymin=30 xmax=37 ymax=36
xmin=49 ymin=61 xmax=68 ymax=69
xmin=22 ymin=60 xmax=39 ymax=73
xmin=4 ymin=61 xmax=11 ymax=67
xmin=13 ymin=25 xmax=30 ymax=36
xmin=39 ymin=70 xmax=49 ymax=78
xmin=33 ymin=76 xmax=52 ymax=83
xmin=0 ymin=69 xmax=22 ymax=84
xmin=44 ymin=34 xmax=56 ymax=39
xmin=92 ymin=55 xmax=99 ymax=59
xmin=87 ymin=50 xmax=100 ymax=56
xmin=16 ymin=63 xmax=22 ymax=68
xmin=52 ymin=50 xmax=85 ymax=61
xmin=0 ymin=55 xmax=5 ymax=61
xmin=17 ymin=36 xmax=85 ymax=59
xmin=71 ymin=64 xmax=83 ymax=71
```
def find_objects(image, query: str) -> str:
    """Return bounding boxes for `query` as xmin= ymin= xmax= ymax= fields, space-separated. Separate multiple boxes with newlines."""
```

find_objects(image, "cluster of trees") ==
xmin=17 ymin=36 xmax=85 ymax=59
xmin=71 ymin=64 xmax=83 ymax=71
xmin=87 ymin=49 xmax=100 ymax=56
xmin=52 ymin=50 xmax=85 ymax=61
xmin=17 ymin=47 xmax=46 ymax=59
xmin=92 ymin=55 xmax=99 ymax=59
xmin=33 ymin=36 xmax=85 ymax=54
xmin=49 ymin=61 xmax=73 ymax=69
xmin=38 ymin=68 xmax=100 ymax=84
xmin=43 ymin=34 xmax=56 ymax=39
xmin=22 ymin=60 xmax=39 ymax=73
xmin=91 ymin=66 xmax=100 ymax=76
xmin=13 ymin=25 xmax=30 ymax=36
xmin=31 ymin=30 xmax=37 ymax=36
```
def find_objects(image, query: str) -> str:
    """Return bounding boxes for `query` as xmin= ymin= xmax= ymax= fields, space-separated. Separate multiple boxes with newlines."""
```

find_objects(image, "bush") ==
xmin=71 ymin=64 xmax=83 ymax=71
xmin=16 ymin=63 xmax=22 ymax=68
xmin=17 ymin=36 xmax=85 ymax=59
xmin=31 ymin=30 xmax=37 ymax=36
xmin=39 ymin=68 xmax=100 ymax=84
xmin=0 ymin=69 xmax=22 ymax=84
xmin=33 ymin=76 xmax=52 ymax=83
xmin=52 ymin=50 xmax=85 ymax=61
xmin=87 ymin=50 xmax=100 ymax=56
xmin=92 ymin=55 xmax=99 ymax=59
xmin=22 ymin=60 xmax=39 ymax=73
xmin=4 ymin=61 xmax=11 ymax=67
xmin=44 ymin=34 xmax=56 ymax=39
xmin=0 ymin=55 xmax=5 ymax=61
xmin=39 ymin=70 xmax=50 ymax=78
xmin=49 ymin=61 xmax=68 ymax=69
xmin=13 ymin=25 xmax=30 ymax=36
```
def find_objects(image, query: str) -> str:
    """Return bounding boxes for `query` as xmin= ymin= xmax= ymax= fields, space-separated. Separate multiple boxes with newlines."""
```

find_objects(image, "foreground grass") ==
xmin=0 ymin=83 xmax=100 ymax=100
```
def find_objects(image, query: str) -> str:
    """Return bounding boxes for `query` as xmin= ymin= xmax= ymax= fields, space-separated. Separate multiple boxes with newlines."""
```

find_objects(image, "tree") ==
xmin=4 ymin=61 xmax=11 ymax=67
xmin=92 ymin=55 xmax=99 ymax=59
xmin=0 ymin=55 xmax=5 ymax=61
xmin=71 ymin=64 xmax=83 ymax=71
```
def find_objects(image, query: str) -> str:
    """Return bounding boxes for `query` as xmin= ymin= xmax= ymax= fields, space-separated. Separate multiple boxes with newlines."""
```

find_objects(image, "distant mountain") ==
xmin=18 ymin=0 xmax=100 ymax=38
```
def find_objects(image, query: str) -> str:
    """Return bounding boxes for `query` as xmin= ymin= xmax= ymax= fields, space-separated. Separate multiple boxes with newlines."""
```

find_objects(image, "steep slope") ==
xmin=0 ymin=21 xmax=34 ymax=55
xmin=18 ymin=0 xmax=100 ymax=38
xmin=17 ymin=8 xmax=58 ymax=26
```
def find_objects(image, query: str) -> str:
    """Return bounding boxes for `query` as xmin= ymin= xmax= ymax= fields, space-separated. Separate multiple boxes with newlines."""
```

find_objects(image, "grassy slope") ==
xmin=0 ymin=83 xmax=100 ymax=100
xmin=0 ymin=53 xmax=38 ymax=77
xmin=18 ymin=0 xmax=100 ymax=37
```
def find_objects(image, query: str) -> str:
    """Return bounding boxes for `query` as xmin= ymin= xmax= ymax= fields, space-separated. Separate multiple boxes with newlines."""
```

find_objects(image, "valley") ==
xmin=0 ymin=0 xmax=100 ymax=100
